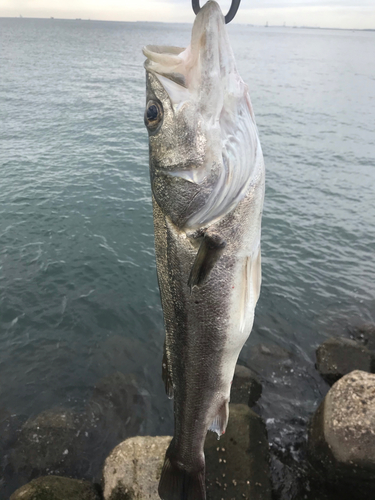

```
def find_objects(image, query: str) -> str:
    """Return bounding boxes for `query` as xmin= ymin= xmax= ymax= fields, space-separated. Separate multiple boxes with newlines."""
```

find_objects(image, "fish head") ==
xmin=144 ymin=54 xmax=206 ymax=179
xmin=143 ymin=0 xmax=260 ymax=230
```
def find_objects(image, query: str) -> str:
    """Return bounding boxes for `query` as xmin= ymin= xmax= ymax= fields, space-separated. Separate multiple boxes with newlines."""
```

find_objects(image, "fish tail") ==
xmin=158 ymin=443 xmax=206 ymax=500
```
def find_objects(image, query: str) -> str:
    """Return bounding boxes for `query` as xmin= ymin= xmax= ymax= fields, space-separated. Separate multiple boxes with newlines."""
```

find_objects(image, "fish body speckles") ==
xmin=143 ymin=2 xmax=265 ymax=499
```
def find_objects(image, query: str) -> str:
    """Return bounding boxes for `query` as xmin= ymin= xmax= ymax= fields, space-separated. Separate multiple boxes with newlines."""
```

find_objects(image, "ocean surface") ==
xmin=1 ymin=17 xmax=375 ymax=497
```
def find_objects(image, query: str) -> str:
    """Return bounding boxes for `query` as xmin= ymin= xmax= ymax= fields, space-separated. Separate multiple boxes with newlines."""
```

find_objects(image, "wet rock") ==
xmin=9 ymin=408 xmax=85 ymax=484
xmin=250 ymin=343 xmax=292 ymax=361
xmin=205 ymin=403 xmax=272 ymax=500
xmin=0 ymin=410 xmax=28 ymax=499
xmin=102 ymin=435 xmax=172 ymax=500
xmin=10 ymin=475 xmax=101 ymax=500
xmin=83 ymin=371 xmax=150 ymax=484
xmin=95 ymin=335 xmax=174 ymax=437
xmin=5 ymin=373 xmax=150 ymax=494
xmin=303 ymin=487 xmax=341 ymax=500
xmin=239 ymin=341 xmax=334 ymax=500
xmin=244 ymin=343 xmax=294 ymax=378
xmin=0 ymin=409 xmax=25 ymax=452
xmin=308 ymin=370 xmax=375 ymax=498
xmin=316 ymin=337 xmax=373 ymax=384
xmin=350 ymin=323 xmax=375 ymax=352
xmin=103 ymin=405 xmax=271 ymax=500
xmin=86 ymin=371 xmax=148 ymax=444
xmin=231 ymin=364 xmax=262 ymax=407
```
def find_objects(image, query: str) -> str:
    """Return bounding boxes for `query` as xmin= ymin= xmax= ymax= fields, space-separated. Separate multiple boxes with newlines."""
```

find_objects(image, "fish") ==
xmin=143 ymin=1 xmax=265 ymax=499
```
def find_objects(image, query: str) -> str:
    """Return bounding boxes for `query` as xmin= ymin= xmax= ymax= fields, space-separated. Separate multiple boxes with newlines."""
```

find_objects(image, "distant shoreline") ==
xmin=0 ymin=16 xmax=374 ymax=32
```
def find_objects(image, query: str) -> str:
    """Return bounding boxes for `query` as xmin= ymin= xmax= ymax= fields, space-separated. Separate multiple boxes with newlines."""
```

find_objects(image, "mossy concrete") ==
xmin=10 ymin=475 xmax=101 ymax=500
xmin=205 ymin=403 xmax=272 ymax=500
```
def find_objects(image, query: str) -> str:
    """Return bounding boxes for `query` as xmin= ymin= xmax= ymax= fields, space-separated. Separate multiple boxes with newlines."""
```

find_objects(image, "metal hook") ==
xmin=192 ymin=0 xmax=241 ymax=24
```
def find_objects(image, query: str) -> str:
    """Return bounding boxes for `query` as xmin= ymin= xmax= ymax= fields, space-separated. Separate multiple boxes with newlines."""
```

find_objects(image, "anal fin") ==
xmin=188 ymin=232 xmax=226 ymax=290
xmin=162 ymin=345 xmax=174 ymax=399
xmin=209 ymin=401 xmax=229 ymax=439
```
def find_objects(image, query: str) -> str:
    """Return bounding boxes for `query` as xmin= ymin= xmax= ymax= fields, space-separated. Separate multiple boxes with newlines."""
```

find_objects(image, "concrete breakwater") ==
xmin=7 ymin=325 xmax=375 ymax=499
xmin=6 ymin=362 xmax=267 ymax=500
xmin=102 ymin=403 xmax=271 ymax=500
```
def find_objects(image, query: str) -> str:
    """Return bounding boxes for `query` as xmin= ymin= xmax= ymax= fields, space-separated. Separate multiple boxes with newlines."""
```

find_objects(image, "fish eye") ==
xmin=145 ymin=100 xmax=163 ymax=130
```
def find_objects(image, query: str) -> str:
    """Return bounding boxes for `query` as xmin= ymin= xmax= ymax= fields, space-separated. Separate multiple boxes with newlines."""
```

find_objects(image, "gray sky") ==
xmin=0 ymin=0 xmax=374 ymax=29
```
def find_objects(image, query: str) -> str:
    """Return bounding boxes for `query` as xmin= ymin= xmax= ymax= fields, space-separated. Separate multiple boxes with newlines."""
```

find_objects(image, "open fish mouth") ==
xmin=143 ymin=1 xmax=240 ymax=96
xmin=143 ymin=0 xmax=262 ymax=229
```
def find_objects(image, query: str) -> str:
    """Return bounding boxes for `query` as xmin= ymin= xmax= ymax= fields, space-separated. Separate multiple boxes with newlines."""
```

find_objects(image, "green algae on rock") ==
xmin=10 ymin=475 xmax=101 ymax=500
xmin=205 ymin=404 xmax=272 ymax=500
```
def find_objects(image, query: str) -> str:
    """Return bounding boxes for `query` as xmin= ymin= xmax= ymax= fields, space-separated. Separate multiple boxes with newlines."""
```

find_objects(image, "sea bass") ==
xmin=143 ymin=2 xmax=265 ymax=499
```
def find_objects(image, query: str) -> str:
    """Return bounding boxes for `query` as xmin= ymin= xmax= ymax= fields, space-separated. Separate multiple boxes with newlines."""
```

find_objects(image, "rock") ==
xmin=10 ymin=475 xmax=101 ymax=500
xmin=0 ymin=409 xmax=26 ymax=452
xmin=83 ymin=371 xmax=150 ymax=485
xmin=244 ymin=343 xmax=293 ymax=378
xmin=308 ymin=370 xmax=375 ymax=498
xmin=302 ymin=487 xmax=341 ymax=500
xmin=102 ymin=435 xmax=172 ymax=500
xmin=9 ymin=408 xmax=85 ymax=484
xmin=94 ymin=335 xmax=174 ymax=437
xmin=0 ymin=410 xmax=28 ymax=499
xmin=205 ymin=403 xmax=272 ymax=500
xmin=7 ymin=373 xmax=150 ymax=495
xmin=87 ymin=371 xmax=148 ymax=438
xmin=231 ymin=364 xmax=262 ymax=407
xmin=103 ymin=405 xmax=272 ymax=500
xmin=349 ymin=323 xmax=375 ymax=352
xmin=250 ymin=343 xmax=292 ymax=361
xmin=86 ymin=372 xmax=148 ymax=447
xmin=316 ymin=337 xmax=373 ymax=384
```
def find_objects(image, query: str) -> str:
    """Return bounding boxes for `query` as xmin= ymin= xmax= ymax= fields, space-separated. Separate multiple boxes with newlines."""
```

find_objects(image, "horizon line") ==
xmin=1 ymin=15 xmax=374 ymax=32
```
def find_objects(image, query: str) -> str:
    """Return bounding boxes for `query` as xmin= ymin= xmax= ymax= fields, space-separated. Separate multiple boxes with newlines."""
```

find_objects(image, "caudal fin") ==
xmin=158 ymin=454 xmax=206 ymax=500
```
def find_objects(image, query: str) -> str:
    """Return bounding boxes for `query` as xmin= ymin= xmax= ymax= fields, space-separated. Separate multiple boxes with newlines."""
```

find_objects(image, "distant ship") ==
xmin=265 ymin=21 xmax=268 ymax=27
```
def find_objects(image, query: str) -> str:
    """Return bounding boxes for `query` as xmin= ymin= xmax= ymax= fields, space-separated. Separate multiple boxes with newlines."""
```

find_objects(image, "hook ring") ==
xmin=192 ymin=0 xmax=241 ymax=24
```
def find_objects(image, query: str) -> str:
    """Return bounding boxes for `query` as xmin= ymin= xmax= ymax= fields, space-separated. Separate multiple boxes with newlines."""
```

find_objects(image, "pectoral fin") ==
xmin=188 ymin=232 xmax=226 ymax=290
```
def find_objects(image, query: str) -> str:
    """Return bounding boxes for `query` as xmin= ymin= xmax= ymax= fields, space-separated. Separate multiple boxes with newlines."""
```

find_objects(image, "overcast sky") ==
xmin=0 ymin=0 xmax=374 ymax=29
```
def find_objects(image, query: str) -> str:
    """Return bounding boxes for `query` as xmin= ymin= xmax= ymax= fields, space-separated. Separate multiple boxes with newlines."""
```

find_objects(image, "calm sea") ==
xmin=0 ymin=17 xmax=374 ymax=497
